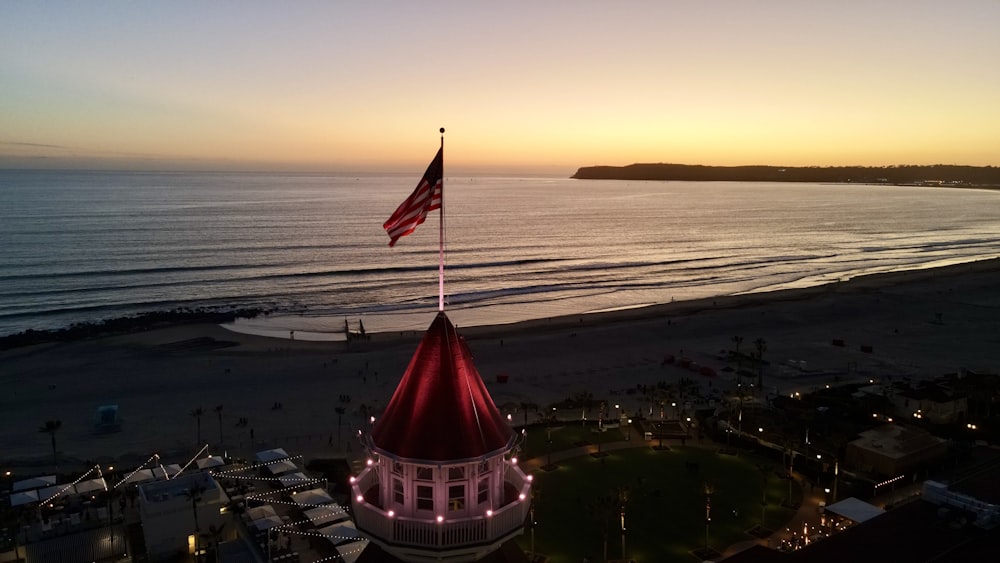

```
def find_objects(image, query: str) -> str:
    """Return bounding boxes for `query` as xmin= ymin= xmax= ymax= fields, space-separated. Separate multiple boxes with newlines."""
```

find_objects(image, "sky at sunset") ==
xmin=2 ymin=1 xmax=999 ymax=174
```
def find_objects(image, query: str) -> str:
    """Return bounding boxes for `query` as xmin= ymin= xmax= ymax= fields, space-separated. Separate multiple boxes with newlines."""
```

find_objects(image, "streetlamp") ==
xmin=106 ymin=466 xmax=116 ymax=547
xmin=704 ymin=483 xmax=714 ymax=550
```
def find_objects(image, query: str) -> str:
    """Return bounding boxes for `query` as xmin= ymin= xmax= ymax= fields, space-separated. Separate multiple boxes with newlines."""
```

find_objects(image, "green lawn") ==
xmin=518 ymin=423 xmax=628 ymax=461
xmin=516 ymin=445 xmax=799 ymax=563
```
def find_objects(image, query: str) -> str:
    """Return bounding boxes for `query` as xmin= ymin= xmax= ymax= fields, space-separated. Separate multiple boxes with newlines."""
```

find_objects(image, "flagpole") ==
xmin=438 ymin=127 xmax=446 ymax=312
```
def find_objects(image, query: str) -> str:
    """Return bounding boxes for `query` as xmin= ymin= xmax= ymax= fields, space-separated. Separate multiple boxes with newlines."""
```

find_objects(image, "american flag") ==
xmin=383 ymin=147 xmax=443 ymax=247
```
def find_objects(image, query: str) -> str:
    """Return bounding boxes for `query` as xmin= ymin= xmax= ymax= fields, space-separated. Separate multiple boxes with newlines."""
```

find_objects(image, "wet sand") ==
xmin=2 ymin=258 xmax=998 ymax=473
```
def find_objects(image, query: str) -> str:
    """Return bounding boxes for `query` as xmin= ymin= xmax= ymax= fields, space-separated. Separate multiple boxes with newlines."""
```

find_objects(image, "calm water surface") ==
xmin=1 ymin=170 xmax=998 ymax=338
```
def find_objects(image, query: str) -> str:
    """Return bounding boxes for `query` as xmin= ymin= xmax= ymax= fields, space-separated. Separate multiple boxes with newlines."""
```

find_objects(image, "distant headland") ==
xmin=572 ymin=163 xmax=1000 ymax=187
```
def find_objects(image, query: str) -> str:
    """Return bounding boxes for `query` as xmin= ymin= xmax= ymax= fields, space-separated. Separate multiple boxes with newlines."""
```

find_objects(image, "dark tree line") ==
xmin=573 ymin=163 xmax=1000 ymax=186
xmin=0 ymin=307 xmax=267 ymax=351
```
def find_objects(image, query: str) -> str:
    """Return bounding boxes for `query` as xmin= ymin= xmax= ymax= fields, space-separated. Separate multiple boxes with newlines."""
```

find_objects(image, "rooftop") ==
xmin=371 ymin=312 xmax=513 ymax=462
xmin=848 ymin=424 xmax=945 ymax=460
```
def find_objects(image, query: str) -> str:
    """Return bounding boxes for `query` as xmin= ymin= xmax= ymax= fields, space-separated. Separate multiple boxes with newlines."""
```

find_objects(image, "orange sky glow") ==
xmin=2 ymin=1 xmax=999 ymax=175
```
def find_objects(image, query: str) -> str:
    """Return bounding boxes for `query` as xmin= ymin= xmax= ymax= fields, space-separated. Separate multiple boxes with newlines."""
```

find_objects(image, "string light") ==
xmin=212 ymin=455 xmax=305 ymax=476
xmin=114 ymin=454 xmax=161 ymax=488
xmin=42 ymin=464 xmax=101 ymax=504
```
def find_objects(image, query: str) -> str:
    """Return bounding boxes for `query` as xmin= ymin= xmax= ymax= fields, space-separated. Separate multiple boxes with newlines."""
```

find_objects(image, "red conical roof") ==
xmin=371 ymin=312 xmax=513 ymax=461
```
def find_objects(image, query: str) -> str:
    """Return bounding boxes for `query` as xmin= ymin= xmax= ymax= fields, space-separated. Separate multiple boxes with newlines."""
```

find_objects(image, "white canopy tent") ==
xmin=319 ymin=520 xmax=361 ymax=545
xmin=291 ymin=488 xmax=334 ymax=507
xmin=10 ymin=490 xmax=39 ymax=507
xmin=152 ymin=464 xmax=182 ymax=480
xmin=75 ymin=477 xmax=108 ymax=494
xmin=247 ymin=504 xmax=278 ymax=521
xmin=265 ymin=459 xmax=297 ymax=475
xmin=255 ymin=448 xmax=289 ymax=463
xmin=278 ymin=471 xmax=313 ymax=488
xmin=196 ymin=455 xmax=226 ymax=469
xmin=826 ymin=497 xmax=885 ymax=524
xmin=252 ymin=515 xmax=286 ymax=531
xmin=335 ymin=539 xmax=369 ymax=563
xmin=303 ymin=503 xmax=350 ymax=527
xmin=38 ymin=484 xmax=75 ymax=502
xmin=13 ymin=475 xmax=56 ymax=492
xmin=123 ymin=469 xmax=156 ymax=484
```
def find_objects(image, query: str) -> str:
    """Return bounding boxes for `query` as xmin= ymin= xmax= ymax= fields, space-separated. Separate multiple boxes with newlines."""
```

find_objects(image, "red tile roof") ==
xmin=371 ymin=312 xmax=513 ymax=461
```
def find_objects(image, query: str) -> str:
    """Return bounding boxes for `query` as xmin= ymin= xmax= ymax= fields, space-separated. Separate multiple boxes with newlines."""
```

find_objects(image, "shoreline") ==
xmin=418 ymin=256 xmax=1000 ymax=341
xmin=1 ymin=257 xmax=998 ymax=471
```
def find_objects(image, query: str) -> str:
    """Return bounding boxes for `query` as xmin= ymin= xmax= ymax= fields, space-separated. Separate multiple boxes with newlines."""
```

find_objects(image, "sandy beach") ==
xmin=2 ymin=259 xmax=998 ymax=473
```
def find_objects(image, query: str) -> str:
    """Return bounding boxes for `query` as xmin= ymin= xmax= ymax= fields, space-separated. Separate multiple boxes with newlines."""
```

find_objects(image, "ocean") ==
xmin=1 ymin=170 xmax=998 ymax=339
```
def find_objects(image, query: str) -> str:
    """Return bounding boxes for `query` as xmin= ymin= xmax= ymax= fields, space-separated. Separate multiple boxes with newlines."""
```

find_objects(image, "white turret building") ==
xmin=350 ymin=312 xmax=532 ymax=562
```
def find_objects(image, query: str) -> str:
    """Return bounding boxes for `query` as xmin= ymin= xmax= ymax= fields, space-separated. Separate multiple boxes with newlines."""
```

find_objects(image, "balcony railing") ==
xmin=350 ymin=460 xmax=531 ymax=550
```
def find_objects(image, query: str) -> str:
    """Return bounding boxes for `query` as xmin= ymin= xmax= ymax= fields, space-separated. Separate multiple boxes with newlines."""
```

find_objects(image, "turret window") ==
xmin=416 ymin=485 xmax=434 ymax=511
xmin=416 ymin=467 xmax=434 ymax=481
xmin=477 ymin=478 xmax=489 ymax=504
xmin=392 ymin=478 xmax=404 ymax=505
xmin=447 ymin=467 xmax=465 ymax=481
xmin=448 ymin=484 xmax=466 ymax=511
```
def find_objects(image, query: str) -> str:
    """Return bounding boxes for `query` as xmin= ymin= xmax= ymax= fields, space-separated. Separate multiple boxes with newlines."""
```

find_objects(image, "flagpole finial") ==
xmin=440 ymin=127 xmax=445 ymax=134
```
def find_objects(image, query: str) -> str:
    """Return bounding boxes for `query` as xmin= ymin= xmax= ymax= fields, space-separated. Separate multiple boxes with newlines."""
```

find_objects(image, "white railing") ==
xmin=351 ymin=460 xmax=532 ymax=549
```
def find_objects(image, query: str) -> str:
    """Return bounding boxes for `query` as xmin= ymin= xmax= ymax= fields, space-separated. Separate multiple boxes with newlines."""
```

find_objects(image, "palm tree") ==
xmin=758 ymin=463 xmax=770 ymax=530
xmin=587 ymin=493 xmax=617 ymax=563
xmin=191 ymin=407 xmax=204 ymax=444
xmin=334 ymin=406 xmax=346 ymax=449
xmin=185 ymin=482 xmax=207 ymax=561
xmin=38 ymin=420 xmax=62 ymax=468
xmin=200 ymin=522 xmax=226 ymax=563
xmin=617 ymin=486 xmax=631 ymax=559
xmin=754 ymin=337 xmax=768 ymax=395
xmin=732 ymin=335 xmax=744 ymax=392
xmin=596 ymin=402 xmax=607 ymax=455
xmin=214 ymin=405 xmax=224 ymax=446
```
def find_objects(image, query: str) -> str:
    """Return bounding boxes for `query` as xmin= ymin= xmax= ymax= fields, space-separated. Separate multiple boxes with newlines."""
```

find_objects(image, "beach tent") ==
xmin=247 ymin=504 xmax=278 ymax=521
xmin=278 ymin=471 xmax=312 ymax=488
xmin=319 ymin=520 xmax=361 ymax=545
xmin=196 ymin=455 xmax=226 ymax=469
xmin=10 ymin=490 xmax=39 ymax=507
xmin=252 ymin=515 xmax=286 ymax=531
xmin=152 ymin=463 xmax=182 ymax=480
xmin=255 ymin=448 xmax=289 ymax=463
xmin=335 ymin=539 xmax=370 ymax=563
xmin=304 ymin=503 xmax=350 ymax=527
xmin=123 ymin=469 xmax=155 ymax=484
xmin=75 ymin=477 xmax=108 ymax=494
xmin=291 ymin=487 xmax=334 ymax=507
xmin=13 ymin=475 xmax=56 ymax=491
xmin=264 ymin=459 xmax=297 ymax=475
xmin=94 ymin=404 xmax=121 ymax=432
xmin=38 ymin=484 xmax=75 ymax=503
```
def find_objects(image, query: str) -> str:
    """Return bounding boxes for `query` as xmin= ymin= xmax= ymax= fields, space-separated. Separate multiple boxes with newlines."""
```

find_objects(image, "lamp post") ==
xmin=704 ymin=483 xmax=714 ymax=550
xmin=107 ymin=466 xmax=115 ymax=546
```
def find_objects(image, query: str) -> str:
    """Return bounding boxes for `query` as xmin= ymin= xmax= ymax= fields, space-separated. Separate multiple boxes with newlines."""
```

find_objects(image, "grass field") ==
xmin=515 ymin=433 xmax=800 ymax=563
